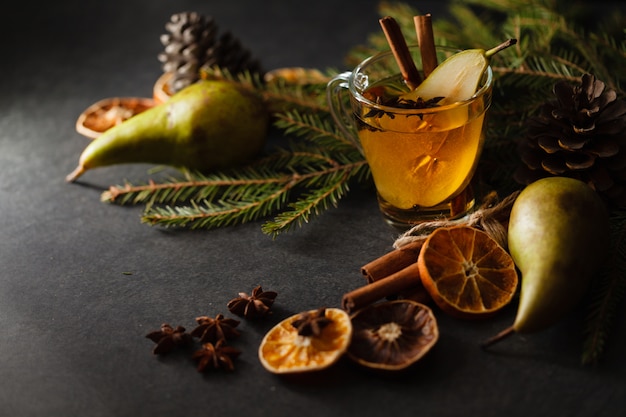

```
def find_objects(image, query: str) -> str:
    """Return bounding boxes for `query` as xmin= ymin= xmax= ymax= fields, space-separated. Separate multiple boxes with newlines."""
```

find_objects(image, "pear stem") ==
xmin=66 ymin=165 xmax=85 ymax=182
xmin=485 ymin=38 xmax=517 ymax=58
xmin=481 ymin=325 xmax=515 ymax=349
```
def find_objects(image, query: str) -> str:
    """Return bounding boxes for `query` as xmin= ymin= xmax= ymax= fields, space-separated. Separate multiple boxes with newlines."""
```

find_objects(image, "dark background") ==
xmin=2 ymin=1 xmax=626 ymax=416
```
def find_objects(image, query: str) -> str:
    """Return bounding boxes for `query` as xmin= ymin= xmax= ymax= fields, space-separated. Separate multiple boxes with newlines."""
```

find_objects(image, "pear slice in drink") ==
xmin=398 ymin=39 xmax=515 ymax=134
xmin=402 ymin=39 xmax=516 ymax=105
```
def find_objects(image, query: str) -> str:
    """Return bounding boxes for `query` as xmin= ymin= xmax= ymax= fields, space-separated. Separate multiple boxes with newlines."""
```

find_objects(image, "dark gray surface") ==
xmin=2 ymin=1 xmax=626 ymax=416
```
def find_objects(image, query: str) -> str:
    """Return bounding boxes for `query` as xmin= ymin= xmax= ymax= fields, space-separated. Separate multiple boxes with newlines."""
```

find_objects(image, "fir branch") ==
xmin=141 ymin=182 xmax=292 ymax=229
xmin=201 ymin=65 xmax=331 ymax=113
xmin=262 ymin=81 xmax=330 ymax=114
xmin=102 ymin=168 xmax=292 ymax=207
xmin=582 ymin=213 xmax=626 ymax=365
xmin=128 ymin=144 xmax=368 ymax=232
xmin=261 ymin=166 xmax=358 ymax=237
xmin=273 ymin=110 xmax=356 ymax=149
xmin=492 ymin=56 xmax=582 ymax=83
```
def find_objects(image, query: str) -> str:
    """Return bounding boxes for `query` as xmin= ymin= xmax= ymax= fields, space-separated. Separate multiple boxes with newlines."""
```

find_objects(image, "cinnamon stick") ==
xmin=414 ymin=14 xmax=438 ymax=78
xmin=379 ymin=16 xmax=422 ymax=89
xmin=361 ymin=240 xmax=424 ymax=283
xmin=343 ymin=263 xmax=424 ymax=314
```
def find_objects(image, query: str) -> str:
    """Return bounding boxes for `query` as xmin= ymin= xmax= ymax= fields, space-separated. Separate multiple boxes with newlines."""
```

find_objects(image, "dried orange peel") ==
xmin=75 ymin=97 xmax=155 ymax=139
xmin=418 ymin=225 xmax=518 ymax=319
xmin=258 ymin=307 xmax=352 ymax=374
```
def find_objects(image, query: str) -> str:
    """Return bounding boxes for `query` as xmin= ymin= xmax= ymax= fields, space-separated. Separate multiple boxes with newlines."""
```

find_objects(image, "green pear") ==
xmin=401 ymin=39 xmax=516 ymax=105
xmin=483 ymin=177 xmax=610 ymax=347
xmin=66 ymin=80 xmax=269 ymax=182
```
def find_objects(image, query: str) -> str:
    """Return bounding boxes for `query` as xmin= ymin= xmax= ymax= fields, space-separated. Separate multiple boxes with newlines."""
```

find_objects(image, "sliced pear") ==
xmin=402 ymin=39 xmax=516 ymax=105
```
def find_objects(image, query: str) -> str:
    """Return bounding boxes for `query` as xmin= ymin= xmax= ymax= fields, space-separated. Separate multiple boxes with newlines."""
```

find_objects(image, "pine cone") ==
xmin=158 ymin=12 xmax=263 ymax=94
xmin=202 ymin=31 xmax=263 ymax=76
xmin=158 ymin=12 xmax=218 ymax=93
xmin=515 ymin=73 xmax=626 ymax=207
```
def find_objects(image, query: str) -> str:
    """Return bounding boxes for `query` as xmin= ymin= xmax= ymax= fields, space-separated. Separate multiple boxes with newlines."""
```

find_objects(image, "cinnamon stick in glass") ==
xmin=379 ymin=16 xmax=422 ymax=89
xmin=414 ymin=14 xmax=438 ymax=78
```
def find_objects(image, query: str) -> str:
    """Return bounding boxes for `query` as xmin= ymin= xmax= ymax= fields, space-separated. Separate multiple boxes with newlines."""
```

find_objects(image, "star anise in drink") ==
xmin=145 ymin=323 xmax=193 ymax=355
xmin=227 ymin=285 xmax=277 ymax=319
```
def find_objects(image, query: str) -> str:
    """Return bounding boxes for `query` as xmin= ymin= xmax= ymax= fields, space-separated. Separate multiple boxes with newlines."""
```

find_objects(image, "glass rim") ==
xmin=349 ymin=46 xmax=494 ymax=115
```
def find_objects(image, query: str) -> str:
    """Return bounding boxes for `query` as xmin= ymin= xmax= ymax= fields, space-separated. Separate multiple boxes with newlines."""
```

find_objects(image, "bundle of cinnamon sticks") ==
xmin=342 ymin=240 xmax=430 ymax=313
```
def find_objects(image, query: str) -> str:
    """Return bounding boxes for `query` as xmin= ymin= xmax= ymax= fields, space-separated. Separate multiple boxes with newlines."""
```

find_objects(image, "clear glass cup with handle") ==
xmin=327 ymin=45 xmax=493 ymax=228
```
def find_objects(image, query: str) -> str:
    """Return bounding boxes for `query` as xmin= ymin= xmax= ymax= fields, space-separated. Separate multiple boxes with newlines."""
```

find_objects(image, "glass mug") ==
xmin=327 ymin=45 xmax=493 ymax=228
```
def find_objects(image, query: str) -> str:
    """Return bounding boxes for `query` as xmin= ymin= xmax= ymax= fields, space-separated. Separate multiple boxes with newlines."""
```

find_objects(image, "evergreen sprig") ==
xmin=103 ymin=142 xmax=368 ymax=234
xmin=582 ymin=215 xmax=626 ymax=365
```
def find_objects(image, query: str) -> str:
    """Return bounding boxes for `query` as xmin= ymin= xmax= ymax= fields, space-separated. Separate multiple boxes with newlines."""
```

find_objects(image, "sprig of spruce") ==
xmin=582 ymin=214 xmax=626 ymax=365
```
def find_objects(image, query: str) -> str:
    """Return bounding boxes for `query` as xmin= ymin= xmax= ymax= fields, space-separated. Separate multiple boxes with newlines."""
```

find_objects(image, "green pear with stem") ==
xmin=402 ymin=39 xmax=516 ymax=104
xmin=482 ymin=177 xmax=610 ymax=348
xmin=66 ymin=79 xmax=269 ymax=182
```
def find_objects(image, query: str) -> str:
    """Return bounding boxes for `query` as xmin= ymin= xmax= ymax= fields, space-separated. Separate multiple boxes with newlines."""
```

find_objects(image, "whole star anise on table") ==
xmin=192 ymin=339 xmax=241 ymax=372
xmin=145 ymin=323 xmax=193 ymax=355
xmin=227 ymin=285 xmax=277 ymax=319
xmin=291 ymin=307 xmax=332 ymax=337
xmin=190 ymin=313 xmax=240 ymax=343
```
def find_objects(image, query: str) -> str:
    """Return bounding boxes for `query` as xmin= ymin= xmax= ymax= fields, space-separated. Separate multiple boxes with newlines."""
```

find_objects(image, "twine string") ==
xmin=393 ymin=190 xmax=520 ymax=250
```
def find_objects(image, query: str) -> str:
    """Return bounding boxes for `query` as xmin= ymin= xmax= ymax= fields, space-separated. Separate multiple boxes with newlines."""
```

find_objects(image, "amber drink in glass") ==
xmin=328 ymin=46 xmax=493 ymax=227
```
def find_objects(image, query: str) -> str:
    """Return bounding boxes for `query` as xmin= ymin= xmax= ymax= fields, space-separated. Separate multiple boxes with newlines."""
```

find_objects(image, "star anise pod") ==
xmin=291 ymin=307 xmax=332 ymax=337
xmin=190 ymin=314 xmax=240 ymax=343
xmin=227 ymin=285 xmax=277 ymax=319
xmin=192 ymin=339 xmax=241 ymax=372
xmin=145 ymin=323 xmax=193 ymax=355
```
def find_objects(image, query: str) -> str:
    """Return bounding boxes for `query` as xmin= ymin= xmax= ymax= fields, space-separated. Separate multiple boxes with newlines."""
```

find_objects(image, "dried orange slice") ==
xmin=76 ymin=97 xmax=155 ymax=139
xmin=258 ymin=307 xmax=352 ymax=374
xmin=417 ymin=225 xmax=518 ymax=319
xmin=348 ymin=300 xmax=438 ymax=371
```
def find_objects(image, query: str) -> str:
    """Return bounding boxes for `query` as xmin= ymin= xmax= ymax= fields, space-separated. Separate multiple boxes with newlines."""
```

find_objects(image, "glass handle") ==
xmin=326 ymin=72 xmax=363 ymax=154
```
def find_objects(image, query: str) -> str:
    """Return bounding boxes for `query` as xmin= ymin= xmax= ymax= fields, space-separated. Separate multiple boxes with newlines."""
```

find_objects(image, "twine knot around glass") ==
xmin=327 ymin=45 xmax=493 ymax=229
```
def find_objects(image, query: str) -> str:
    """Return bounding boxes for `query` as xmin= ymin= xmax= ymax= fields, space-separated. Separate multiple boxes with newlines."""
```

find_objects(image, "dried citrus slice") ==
xmin=258 ymin=307 xmax=352 ymax=374
xmin=417 ymin=225 xmax=518 ymax=319
xmin=75 ymin=97 xmax=155 ymax=139
xmin=348 ymin=300 xmax=438 ymax=371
